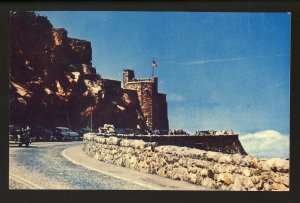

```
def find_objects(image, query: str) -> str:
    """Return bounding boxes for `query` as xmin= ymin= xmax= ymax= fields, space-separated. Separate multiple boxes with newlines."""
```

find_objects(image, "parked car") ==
xmin=68 ymin=129 xmax=80 ymax=141
xmin=75 ymin=128 xmax=93 ymax=140
xmin=9 ymin=125 xmax=31 ymax=147
xmin=45 ymin=129 xmax=57 ymax=141
xmin=29 ymin=126 xmax=50 ymax=142
xmin=53 ymin=127 xmax=80 ymax=141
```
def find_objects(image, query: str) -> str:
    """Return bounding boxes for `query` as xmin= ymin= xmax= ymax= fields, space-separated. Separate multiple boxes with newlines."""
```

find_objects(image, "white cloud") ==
xmin=180 ymin=53 xmax=289 ymax=66
xmin=181 ymin=57 xmax=246 ymax=65
xmin=168 ymin=94 xmax=186 ymax=102
xmin=239 ymin=130 xmax=289 ymax=159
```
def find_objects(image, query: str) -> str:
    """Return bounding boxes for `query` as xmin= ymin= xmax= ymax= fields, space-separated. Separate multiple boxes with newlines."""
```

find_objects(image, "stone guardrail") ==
xmin=82 ymin=133 xmax=289 ymax=191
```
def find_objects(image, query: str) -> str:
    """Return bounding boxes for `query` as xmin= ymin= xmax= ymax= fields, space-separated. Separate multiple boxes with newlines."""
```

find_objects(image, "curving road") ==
xmin=9 ymin=142 xmax=149 ymax=190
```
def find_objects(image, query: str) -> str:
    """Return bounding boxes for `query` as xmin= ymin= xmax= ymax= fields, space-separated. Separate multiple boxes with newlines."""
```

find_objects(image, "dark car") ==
xmin=29 ymin=126 xmax=50 ymax=142
xmin=9 ymin=125 xmax=31 ymax=147
xmin=75 ymin=128 xmax=93 ymax=140
xmin=45 ymin=129 xmax=57 ymax=141
xmin=52 ymin=127 xmax=77 ymax=141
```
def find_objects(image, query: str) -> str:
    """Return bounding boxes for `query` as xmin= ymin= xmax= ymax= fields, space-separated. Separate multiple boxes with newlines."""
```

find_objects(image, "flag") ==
xmin=152 ymin=60 xmax=158 ymax=68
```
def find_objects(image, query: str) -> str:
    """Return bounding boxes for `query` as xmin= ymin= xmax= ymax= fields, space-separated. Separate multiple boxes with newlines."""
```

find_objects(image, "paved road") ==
xmin=9 ymin=142 xmax=149 ymax=190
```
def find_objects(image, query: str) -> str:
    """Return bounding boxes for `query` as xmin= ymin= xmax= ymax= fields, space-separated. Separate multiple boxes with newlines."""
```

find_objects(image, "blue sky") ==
xmin=37 ymin=11 xmax=290 ymax=157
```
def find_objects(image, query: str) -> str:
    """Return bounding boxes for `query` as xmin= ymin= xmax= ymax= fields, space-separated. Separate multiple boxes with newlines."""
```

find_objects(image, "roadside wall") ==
xmin=83 ymin=133 xmax=289 ymax=191
xmin=114 ymin=134 xmax=247 ymax=155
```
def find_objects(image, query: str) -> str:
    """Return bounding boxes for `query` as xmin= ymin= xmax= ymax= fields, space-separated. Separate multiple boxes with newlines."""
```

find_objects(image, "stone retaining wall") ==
xmin=108 ymin=133 xmax=247 ymax=155
xmin=83 ymin=133 xmax=289 ymax=191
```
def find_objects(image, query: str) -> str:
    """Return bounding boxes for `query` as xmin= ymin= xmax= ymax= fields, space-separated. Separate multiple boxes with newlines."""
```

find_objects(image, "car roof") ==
xmin=55 ymin=127 xmax=70 ymax=130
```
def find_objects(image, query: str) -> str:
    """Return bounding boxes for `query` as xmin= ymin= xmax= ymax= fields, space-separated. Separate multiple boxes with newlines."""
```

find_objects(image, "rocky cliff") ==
xmin=9 ymin=11 xmax=140 ymax=129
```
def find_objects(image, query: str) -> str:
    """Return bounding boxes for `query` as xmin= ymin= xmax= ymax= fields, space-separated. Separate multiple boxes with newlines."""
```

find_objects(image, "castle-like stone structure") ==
xmin=94 ymin=69 xmax=169 ymax=132
xmin=122 ymin=69 xmax=169 ymax=132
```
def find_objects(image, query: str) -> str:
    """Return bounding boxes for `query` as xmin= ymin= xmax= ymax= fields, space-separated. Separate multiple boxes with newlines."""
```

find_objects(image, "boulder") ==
xmin=271 ymin=183 xmax=288 ymax=191
xmin=251 ymin=176 xmax=261 ymax=185
xmin=201 ymin=177 xmax=214 ymax=188
xmin=107 ymin=137 xmax=121 ymax=145
xmin=231 ymin=177 xmax=243 ymax=191
xmin=231 ymin=154 xmax=243 ymax=165
xmin=130 ymin=140 xmax=147 ymax=149
xmin=120 ymin=139 xmax=131 ymax=147
xmin=205 ymin=151 xmax=220 ymax=162
xmin=242 ymin=168 xmax=251 ymax=177
xmin=94 ymin=136 xmax=106 ymax=144
xmin=188 ymin=173 xmax=197 ymax=184
xmin=263 ymin=182 xmax=271 ymax=191
xmin=216 ymin=173 xmax=234 ymax=185
xmin=265 ymin=158 xmax=289 ymax=173
xmin=218 ymin=155 xmax=232 ymax=164
xmin=272 ymin=174 xmax=289 ymax=187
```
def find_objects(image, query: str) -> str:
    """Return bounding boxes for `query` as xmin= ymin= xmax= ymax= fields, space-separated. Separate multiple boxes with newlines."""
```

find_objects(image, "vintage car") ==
xmin=53 ymin=127 xmax=80 ymax=141
xmin=9 ymin=125 xmax=31 ymax=147
xmin=74 ymin=128 xmax=92 ymax=140
xmin=29 ymin=126 xmax=50 ymax=141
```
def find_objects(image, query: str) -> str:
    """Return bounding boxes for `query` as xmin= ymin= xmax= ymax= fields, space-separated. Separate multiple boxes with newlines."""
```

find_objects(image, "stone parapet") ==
xmin=83 ymin=133 xmax=289 ymax=191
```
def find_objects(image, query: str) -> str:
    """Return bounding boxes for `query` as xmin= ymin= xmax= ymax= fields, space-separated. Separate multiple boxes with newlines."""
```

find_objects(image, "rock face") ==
xmin=9 ymin=11 xmax=146 ymax=129
xmin=83 ymin=133 xmax=289 ymax=191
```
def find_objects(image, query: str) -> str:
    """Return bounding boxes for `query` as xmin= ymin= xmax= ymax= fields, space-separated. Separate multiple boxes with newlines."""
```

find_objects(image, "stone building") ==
xmin=123 ymin=69 xmax=169 ymax=132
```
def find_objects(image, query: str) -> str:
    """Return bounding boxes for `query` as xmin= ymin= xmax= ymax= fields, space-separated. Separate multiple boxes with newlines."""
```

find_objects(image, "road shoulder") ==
xmin=62 ymin=145 xmax=212 ymax=190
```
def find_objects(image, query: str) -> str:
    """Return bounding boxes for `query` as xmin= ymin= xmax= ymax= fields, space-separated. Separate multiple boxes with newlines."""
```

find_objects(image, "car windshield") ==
xmin=57 ymin=128 xmax=70 ymax=132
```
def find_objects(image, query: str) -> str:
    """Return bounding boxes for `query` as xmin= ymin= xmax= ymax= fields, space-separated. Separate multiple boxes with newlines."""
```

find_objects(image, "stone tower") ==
xmin=123 ymin=69 xmax=169 ymax=132
xmin=123 ymin=69 xmax=135 ymax=87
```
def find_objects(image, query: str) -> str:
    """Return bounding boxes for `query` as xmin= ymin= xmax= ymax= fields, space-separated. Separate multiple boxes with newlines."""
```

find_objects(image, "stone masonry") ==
xmin=83 ymin=133 xmax=289 ymax=191
xmin=123 ymin=69 xmax=169 ymax=132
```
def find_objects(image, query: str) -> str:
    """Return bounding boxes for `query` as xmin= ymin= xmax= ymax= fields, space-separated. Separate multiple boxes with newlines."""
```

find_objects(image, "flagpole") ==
xmin=152 ymin=58 xmax=154 ymax=77
xmin=152 ymin=66 xmax=154 ymax=77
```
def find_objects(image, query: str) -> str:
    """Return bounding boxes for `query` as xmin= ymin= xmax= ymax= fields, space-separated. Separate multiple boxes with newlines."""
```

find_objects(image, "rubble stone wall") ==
xmin=83 ymin=133 xmax=289 ymax=191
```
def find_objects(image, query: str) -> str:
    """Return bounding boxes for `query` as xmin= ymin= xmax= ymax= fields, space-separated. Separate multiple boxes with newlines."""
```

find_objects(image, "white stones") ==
xmin=201 ymin=177 xmax=214 ymax=188
xmin=218 ymin=155 xmax=232 ymax=164
xmin=205 ymin=151 xmax=220 ymax=162
xmin=231 ymin=154 xmax=243 ymax=165
xmin=231 ymin=177 xmax=243 ymax=191
xmin=263 ymin=182 xmax=271 ymax=191
xmin=258 ymin=161 xmax=271 ymax=171
xmin=271 ymin=182 xmax=288 ymax=191
xmin=94 ymin=136 xmax=106 ymax=144
xmin=110 ymin=149 xmax=118 ymax=155
xmin=120 ymin=139 xmax=131 ymax=147
xmin=130 ymin=156 xmax=138 ymax=166
xmin=131 ymin=140 xmax=148 ymax=150
xmin=265 ymin=158 xmax=289 ymax=173
xmin=251 ymin=176 xmax=261 ymax=185
xmin=114 ymin=157 xmax=124 ymax=167
xmin=200 ymin=169 xmax=208 ymax=177
xmin=188 ymin=173 xmax=197 ymax=184
xmin=272 ymin=174 xmax=289 ymax=187
xmin=216 ymin=173 xmax=234 ymax=185
xmin=83 ymin=134 xmax=289 ymax=191
xmin=83 ymin=133 xmax=95 ymax=140
xmin=242 ymin=168 xmax=251 ymax=177
xmin=106 ymin=137 xmax=121 ymax=145
xmin=242 ymin=177 xmax=254 ymax=189
xmin=250 ymin=157 xmax=259 ymax=168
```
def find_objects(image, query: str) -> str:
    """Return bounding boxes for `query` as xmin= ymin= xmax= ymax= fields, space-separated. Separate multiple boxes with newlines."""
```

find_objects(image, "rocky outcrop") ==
xmin=83 ymin=133 xmax=289 ymax=191
xmin=9 ymin=11 xmax=142 ymax=129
